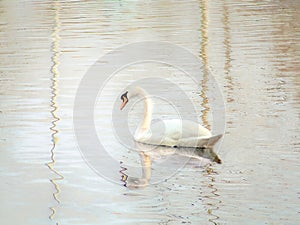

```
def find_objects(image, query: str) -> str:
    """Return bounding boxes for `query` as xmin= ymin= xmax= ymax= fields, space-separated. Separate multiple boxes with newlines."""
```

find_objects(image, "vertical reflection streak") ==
xmin=199 ymin=0 xmax=210 ymax=131
xmin=223 ymin=0 xmax=233 ymax=103
xmin=47 ymin=1 xmax=63 ymax=224
xmin=200 ymin=1 xmax=221 ymax=224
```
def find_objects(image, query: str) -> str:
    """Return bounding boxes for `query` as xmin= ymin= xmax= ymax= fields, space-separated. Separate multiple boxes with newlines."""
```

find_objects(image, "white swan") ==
xmin=120 ymin=87 xmax=222 ymax=148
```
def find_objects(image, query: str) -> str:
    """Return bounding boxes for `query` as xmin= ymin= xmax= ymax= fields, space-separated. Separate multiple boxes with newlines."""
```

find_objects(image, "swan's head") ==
xmin=120 ymin=91 xmax=129 ymax=110
xmin=120 ymin=87 xmax=151 ymax=110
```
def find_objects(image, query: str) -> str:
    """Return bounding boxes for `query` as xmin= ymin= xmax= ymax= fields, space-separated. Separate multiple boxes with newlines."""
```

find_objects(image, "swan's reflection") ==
xmin=120 ymin=142 xmax=221 ymax=188
xmin=121 ymin=151 xmax=152 ymax=188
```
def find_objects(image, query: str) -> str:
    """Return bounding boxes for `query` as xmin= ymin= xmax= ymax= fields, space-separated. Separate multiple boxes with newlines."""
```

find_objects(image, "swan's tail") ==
xmin=206 ymin=134 xmax=223 ymax=148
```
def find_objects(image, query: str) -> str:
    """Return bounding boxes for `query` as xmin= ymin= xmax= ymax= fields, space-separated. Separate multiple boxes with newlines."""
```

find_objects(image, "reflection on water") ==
xmin=47 ymin=0 xmax=64 ymax=221
xmin=200 ymin=0 xmax=211 ymax=130
xmin=223 ymin=1 xmax=234 ymax=105
xmin=120 ymin=151 xmax=152 ymax=189
xmin=121 ymin=142 xmax=221 ymax=189
xmin=0 ymin=0 xmax=299 ymax=225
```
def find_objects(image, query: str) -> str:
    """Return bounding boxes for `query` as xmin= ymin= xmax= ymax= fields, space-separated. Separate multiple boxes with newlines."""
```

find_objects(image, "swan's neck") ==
xmin=132 ymin=88 xmax=153 ymax=139
xmin=140 ymin=96 xmax=153 ymax=133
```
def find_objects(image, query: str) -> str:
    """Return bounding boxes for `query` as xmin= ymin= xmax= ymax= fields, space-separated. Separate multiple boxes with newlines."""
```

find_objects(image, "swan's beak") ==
xmin=120 ymin=99 xmax=128 ymax=110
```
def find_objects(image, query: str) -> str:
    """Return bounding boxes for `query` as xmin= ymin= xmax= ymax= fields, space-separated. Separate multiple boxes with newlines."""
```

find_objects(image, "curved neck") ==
xmin=134 ymin=88 xmax=153 ymax=134
xmin=140 ymin=95 xmax=153 ymax=132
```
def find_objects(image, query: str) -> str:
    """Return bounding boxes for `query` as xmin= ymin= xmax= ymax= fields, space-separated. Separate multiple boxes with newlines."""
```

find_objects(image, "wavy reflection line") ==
xmin=200 ymin=1 xmax=221 ymax=224
xmin=223 ymin=0 xmax=234 ymax=103
xmin=199 ymin=0 xmax=210 ymax=131
xmin=119 ymin=161 xmax=128 ymax=185
xmin=47 ymin=1 xmax=63 ymax=224
xmin=204 ymin=167 xmax=221 ymax=225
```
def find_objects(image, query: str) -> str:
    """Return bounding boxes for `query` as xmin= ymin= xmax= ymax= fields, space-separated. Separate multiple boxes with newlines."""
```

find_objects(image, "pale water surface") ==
xmin=0 ymin=0 xmax=299 ymax=225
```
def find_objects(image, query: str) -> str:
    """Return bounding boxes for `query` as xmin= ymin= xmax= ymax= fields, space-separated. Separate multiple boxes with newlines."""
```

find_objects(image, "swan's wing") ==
xmin=164 ymin=119 xmax=212 ymax=139
xmin=174 ymin=134 xmax=222 ymax=148
xmin=136 ymin=119 xmax=221 ymax=148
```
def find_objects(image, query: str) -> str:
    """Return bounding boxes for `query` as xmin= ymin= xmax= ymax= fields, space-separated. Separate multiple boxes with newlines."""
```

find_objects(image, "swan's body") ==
xmin=135 ymin=119 xmax=222 ymax=148
xmin=120 ymin=87 xmax=222 ymax=148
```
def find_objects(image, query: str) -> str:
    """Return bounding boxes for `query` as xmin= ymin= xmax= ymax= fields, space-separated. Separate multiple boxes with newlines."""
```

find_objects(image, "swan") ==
xmin=120 ymin=87 xmax=222 ymax=148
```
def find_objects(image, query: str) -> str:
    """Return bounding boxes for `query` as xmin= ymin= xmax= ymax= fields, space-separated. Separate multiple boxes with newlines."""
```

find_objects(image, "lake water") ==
xmin=0 ymin=0 xmax=299 ymax=224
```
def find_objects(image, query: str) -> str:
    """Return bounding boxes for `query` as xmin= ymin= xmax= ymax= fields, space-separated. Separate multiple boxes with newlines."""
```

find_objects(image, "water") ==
xmin=0 ymin=0 xmax=299 ymax=224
